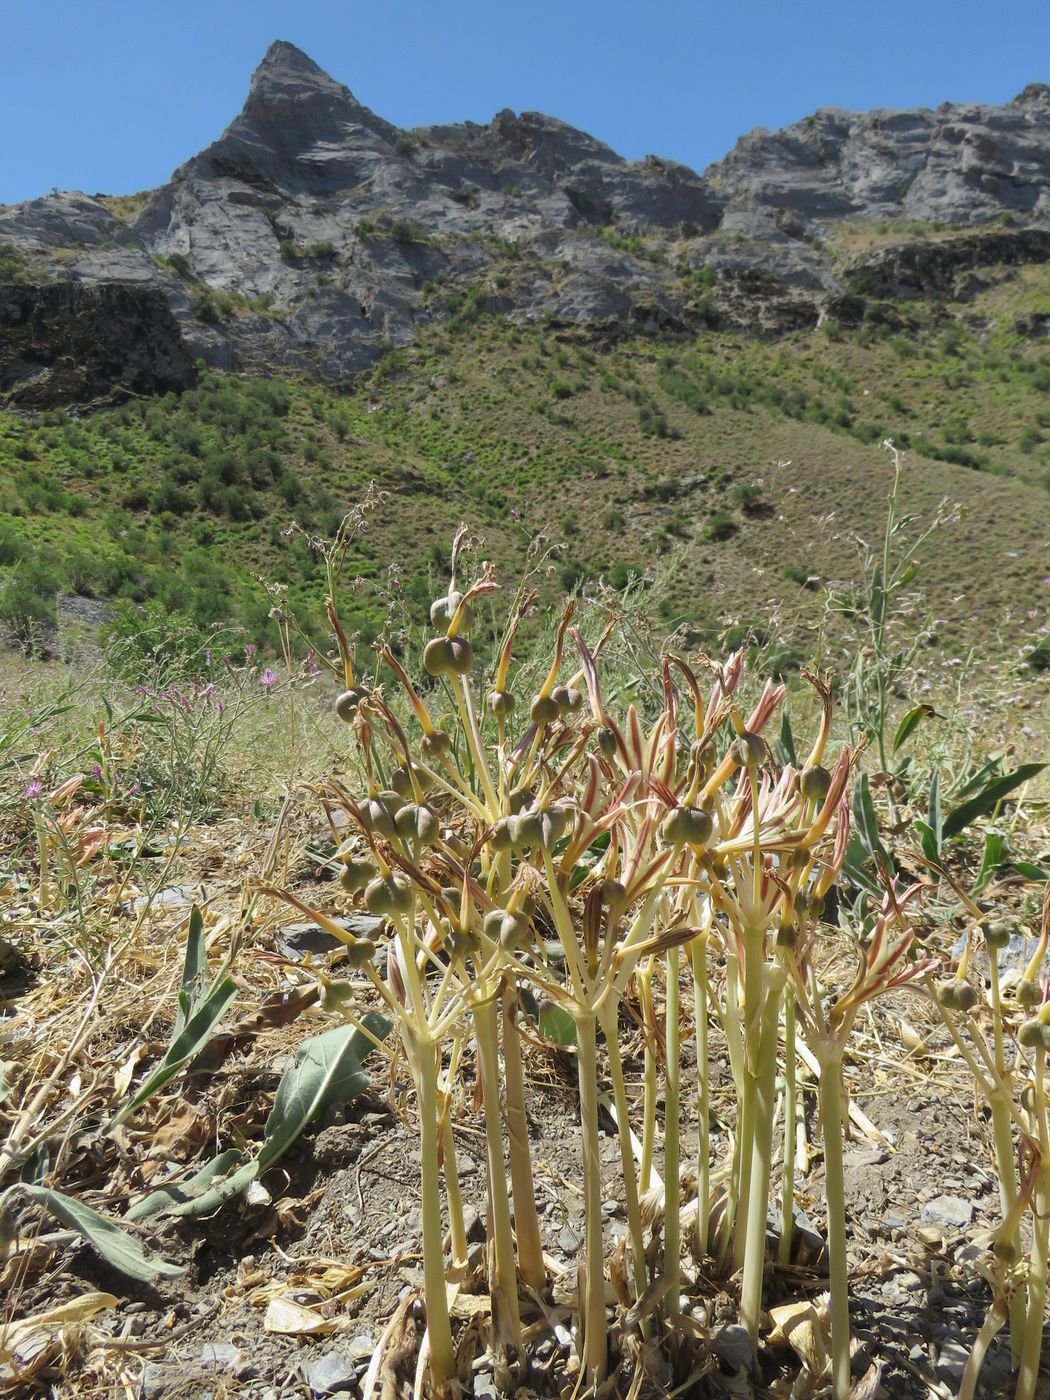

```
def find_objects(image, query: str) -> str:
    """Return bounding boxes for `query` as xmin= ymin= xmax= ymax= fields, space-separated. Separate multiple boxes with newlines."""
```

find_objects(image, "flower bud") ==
xmin=799 ymin=765 xmax=832 ymax=802
xmin=423 ymin=636 xmax=473 ymax=677
xmin=334 ymin=687 xmax=370 ymax=723
xmin=364 ymin=874 xmax=413 ymax=916
xmin=487 ymin=689 xmax=516 ymax=718
xmin=530 ymin=694 xmax=560 ymax=726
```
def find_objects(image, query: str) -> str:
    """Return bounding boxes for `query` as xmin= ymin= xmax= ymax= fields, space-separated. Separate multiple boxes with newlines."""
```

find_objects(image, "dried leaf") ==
xmin=767 ymin=1298 xmax=830 ymax=1376
xmin=1 ymin=1291 xmax=117 ymax=1361
xmin=263 ymin=1296 xmax=337 ymax=1334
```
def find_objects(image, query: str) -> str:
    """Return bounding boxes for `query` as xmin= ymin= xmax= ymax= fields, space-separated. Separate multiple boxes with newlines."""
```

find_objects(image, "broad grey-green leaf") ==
xmin=112 ymin=974 xmax=237 ymax=1125
xmin=892 ymin=705 xmax=926 ymax=756
xmin=174 ymin=906 xmax=207 ymax=1037
xmin=130 ymin=1014 xmax=391 ymax=1220
xmin=15 ymin=1185 xmax=184 ymax=1281
xmin=126 ymin=1148 xmax=244 ymax=1222
xmin=943 ymin=764 xmax=1046 ymax=839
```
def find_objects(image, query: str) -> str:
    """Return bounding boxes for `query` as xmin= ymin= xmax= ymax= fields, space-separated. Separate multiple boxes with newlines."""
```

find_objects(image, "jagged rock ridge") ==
xmin=1 ymin=41 xmax=1049 ymax=404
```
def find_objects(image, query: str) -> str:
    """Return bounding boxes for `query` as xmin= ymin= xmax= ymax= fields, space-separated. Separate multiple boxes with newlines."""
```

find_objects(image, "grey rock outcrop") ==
xmin=2 ymin=42 xmax=1050 ymax=402
xmin=0 ymin=280 xmax=196 ymax=408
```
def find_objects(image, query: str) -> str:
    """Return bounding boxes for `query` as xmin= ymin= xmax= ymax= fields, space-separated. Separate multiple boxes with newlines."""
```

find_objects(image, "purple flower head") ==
xmin=245 ymin=643 xmax=257 ymax=659
xmin=261 ymin=667 xmax=277 ymax=690
xmin=24 ymin=780 xmax=44 ymax=799
xmin=92 ymin=763 xmax=103 ymax=780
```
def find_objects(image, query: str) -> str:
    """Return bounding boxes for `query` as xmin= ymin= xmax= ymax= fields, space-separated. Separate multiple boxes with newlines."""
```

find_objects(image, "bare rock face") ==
xmin=0 ymin=281 xmax=196 ymax=408
xmin=707 ymin=87 xmax=1050 ymax=227
xmin=3 ymin=43 xmax=1050 ymax=403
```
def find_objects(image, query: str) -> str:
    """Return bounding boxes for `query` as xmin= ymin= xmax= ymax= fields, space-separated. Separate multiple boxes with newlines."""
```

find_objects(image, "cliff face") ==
xmin=2 ymin=42 xmax=1050 ymax=403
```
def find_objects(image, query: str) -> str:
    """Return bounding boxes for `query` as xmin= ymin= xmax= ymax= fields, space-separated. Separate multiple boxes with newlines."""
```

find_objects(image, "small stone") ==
xmin=302 ymin=1349 xmax=359 ymax=1395
xmin=896 ymin=1270 xmax=925 ymax=1291
xmin=712 ymin=1323 xmax=752 ymax=1370
xmin=558 ymin=1225 xmax=583 ymax=1254
xmin=936 ymin=1338 xmax=969 ymax=1383
xmin=921 ymin=1195 xmax=974 ymax=1230
xmin=277 ymin=914 xmax=384 ymax=961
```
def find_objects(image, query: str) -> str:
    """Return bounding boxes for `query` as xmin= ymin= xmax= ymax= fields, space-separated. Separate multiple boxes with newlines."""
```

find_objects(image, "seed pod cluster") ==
xmin=487 ymin=689 xmax=516 ymax=718
xmin=530 ymin=694 xmax=560 ymax=726
xmin=484 ymin=907 xmax=532 ymax=952
xmin=395 ymin=803 xmax=440 ymax=846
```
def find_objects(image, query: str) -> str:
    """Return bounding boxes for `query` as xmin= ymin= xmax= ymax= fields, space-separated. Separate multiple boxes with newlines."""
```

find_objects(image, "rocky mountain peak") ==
xmin=4 ymin=44 xmax=1050 ymax=407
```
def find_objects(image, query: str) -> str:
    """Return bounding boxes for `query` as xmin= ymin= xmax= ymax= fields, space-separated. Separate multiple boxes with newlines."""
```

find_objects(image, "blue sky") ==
xmin=4 ymin=0 xmax=1049 ymax=204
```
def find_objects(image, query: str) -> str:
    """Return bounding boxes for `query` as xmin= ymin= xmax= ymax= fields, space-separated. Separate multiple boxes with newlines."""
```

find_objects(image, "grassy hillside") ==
xmin=1 ymin=298 xmax=1048 ymax=683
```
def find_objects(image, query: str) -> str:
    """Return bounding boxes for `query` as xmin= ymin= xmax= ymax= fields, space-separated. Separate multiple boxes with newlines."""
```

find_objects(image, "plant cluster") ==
xmin=269 ymin=535 xmax=952 ymax=1397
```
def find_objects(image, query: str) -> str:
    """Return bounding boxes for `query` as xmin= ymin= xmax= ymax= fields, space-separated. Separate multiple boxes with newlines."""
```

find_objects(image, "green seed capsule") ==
xmin=334 ymin=687 xmax=370 ymax=723
xmin=484 ymin=907 xmax=531 ymax=952
xmin=430 ymin=591 xmax=473 ymax=631
xmin=776 ymin=922 xmax=797 ymax=950
xmin=395 ymin=803 xmax=439 ymax=846
xmin=321 ymin=980 xmax=354 ymax=1012
xmin=799 ymin=765 xmax=832 ymax=802
xmin=936 ymin=980 xmax=961 ymax=1010
xmin=597 ymin=726 xmax=618 ymax=759
xmin=601 ymin=879 xmax=627 ymax=909
xmin=360 ymin=792 xmax=403 ymax=837
xmin=339 ymin=858 xmax=376 ymax=894
xmin=551 ymin=685 xmax=584 ymax=717
xmin=1017 ymin=978 xmax=1041 ymax=1007
xmin=508 ymin=785 xmax=534 ymax=814
xmin=487 ymin=689 xmax=516 ymax=718
xmin=661 ymin=806 xmax=713 ymax=849
xmin=787 ymin=847 xmax=812 ymax=871
xmin=732 ymin=732 xmax=765 ymax=770
xmin=390 ymin=763 xmax=433 ymax=799
xmin=490 ymin=817 xmax=516 ymax=852
xmin=983 ymin=921 xmax=1012 ymax=952
xmin=343 ymin=938 xmax=377 ymax=969
xmin=1021 ymin=1083 xmax=1038 ymax=1112
xmin=808 ymin=893 xmax=826 ymax=921
xmin=423 ymin=636 xmax=474 ymax=677
xmin=363 ymin=874 xmax=413 ymax=916
xmin=530 ymin=694 xmax=561 ymax=726
xmin=1019 ymin=1018 xmax=1044 ymax=1048
xmin=993 ymin=1238 xmax=1018 ymax=1264
xmin=421 ymin=730 xmax=451 ymax=759
xmin=953 ymin=981 xmax=978 ymax=1013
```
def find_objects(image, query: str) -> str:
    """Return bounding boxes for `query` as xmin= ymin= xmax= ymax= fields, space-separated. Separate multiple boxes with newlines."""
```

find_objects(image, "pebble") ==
xmin=277 ymin=914 xmax=385 ymax=961
xmin=198 ymin=1343 xmax=254 ymax=1379
xmin=558 ymin=1225 xmax=583 ymax=1254
xmin=712 ymin=1323 xmax=752 ymax=1369
xmin=936 ymin=1337 xmax=970 ymax=1383
xmin=302 ymin=1349 xmax=360 ymax=1395
xmin=921 ymin=1195 xmax=974 ymax=1229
